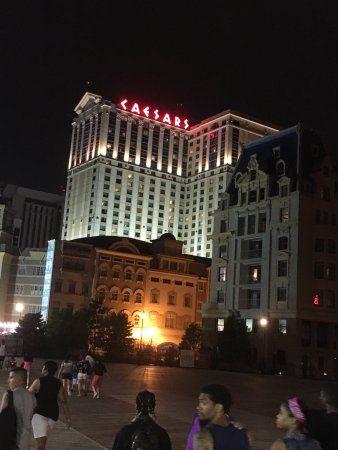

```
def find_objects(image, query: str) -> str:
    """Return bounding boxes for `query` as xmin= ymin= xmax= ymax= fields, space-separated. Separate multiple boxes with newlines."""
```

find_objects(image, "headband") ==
xmin=288 ymin=397 xmax=307 ymax=432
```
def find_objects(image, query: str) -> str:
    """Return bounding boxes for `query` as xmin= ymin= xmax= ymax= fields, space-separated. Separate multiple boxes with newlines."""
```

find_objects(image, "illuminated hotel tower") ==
xmin=63 ymin=92 xmax=278 ymax=257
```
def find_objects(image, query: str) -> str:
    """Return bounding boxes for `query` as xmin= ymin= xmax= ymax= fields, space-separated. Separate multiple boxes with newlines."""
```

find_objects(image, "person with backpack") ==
xmin=0 ymin=367 xmax=36 ymax=450
xmin=112 ymin=390 xmax=172 ymax=450
xmin=58 ymin=355 xmax=74 ymax=396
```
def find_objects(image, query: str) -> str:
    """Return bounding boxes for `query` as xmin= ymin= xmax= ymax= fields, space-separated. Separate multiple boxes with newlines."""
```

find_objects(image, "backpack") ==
xmin=130 ymin=425 xmax=161 ymax=450
xmin=0 ymin=390 xmax=17 ymax=450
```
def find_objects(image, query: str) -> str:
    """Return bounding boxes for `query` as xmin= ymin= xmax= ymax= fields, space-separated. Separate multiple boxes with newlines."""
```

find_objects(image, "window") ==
xmin=248 ymin=289 xmax=260 ymax=308
xmin=245 ymin=319 xmax=253 ymax=332
xmin=99 ymin=268 xmax=108 ymax=277
xmin=111 ymin=289 xmax=118 ymax=301
xmin=241 ymin=192 xmax=247 ymax=205
xmin=168 ymin=294 xmax=176 ymax=305
xmin=151 ymin=291 xmax=159 ymax=303
xmin=217 ymin=318 xmax=225 ymax=332
xmin=217 ymin=290 xmax=225 ymax=303
xmin=301 ymin=321 xmax=311 ymax=347
xmin=249 ymin=190 xmax=257 ymax=203
xmin=278 ymin=261 xmax=288 ymax=277
xmin=248 ymin=215 xmax=256 ymax=234
xmin=277 ymin=287 xmax=287 ymax=302
xmin=113 ymin=270 xmax=120 ymax=279
xmin=165 ymin=313 xmax=175 ymax=329
xmin=163 ymin=279 xmax=171 ymax=284
xmin=280 ymin=207 xmax=289 ymax=222
xmin=136 ymin=272 xmax=144 ymax=282
xmin=54 ymin=280 xmax=62 ymax=293
xmin=123 ymin=292 xmax=131 ymax=302
xmin=280 ymin=185 xmax=288 ymax=197
xmin=317 ymin=323 xmax=328 ymax=348
xmin=327 ymin=239 xmax=336 ymax=254
xmin=219 ymin=245 xmax=227 ymax=258
xmin=278 ymin=236 xmax=288 ymax=250
xmin=68 ymin=281 xmax=76 ymax=294
xmin=237 ymin=217 xmax=245 ymax=236
xmin=315 ymin=239 xmax=325 ymax=252
xmin=258 ymin=213 xmax=266 ymax=233
xmin=326 ymin=290 xmax=335 ymax=308
xmin=314 ymin=262 xmax=325 ymax=279
xmin=220 ymin=220 xmax=227 ymax=233
xmin=186 ymin=282 xmax=194 ymax=287
xmin=327 ymin=264 xmax=335 ymax=280
xmin=135 ymin=293 xmax=142 ymax=303
xmin=276 ymin=161 xmax=285 ymax=176
xmin=321 ymin=187 xmax=330 ymax=201
xmin=125 ymin=270 xmax=132 ymax=280
xmin=259 ymin=188 xmax=265 ymax=201
xmin=184 ymin=295 xmax=192 ymax=307
xmin=134 ymin=314 xmax=140 ymax=327
xmin=150 ymin=277 xmax=159 ymax=282
xmin=278 ymin=319 xmax=287 ymax=334
xmin=248 ymin=266 xmax=261 ymax=283
xmin=218 ymin=266 xmax=227 ymax=282
xmin=315 ymin=210 xmax=321 ymax=224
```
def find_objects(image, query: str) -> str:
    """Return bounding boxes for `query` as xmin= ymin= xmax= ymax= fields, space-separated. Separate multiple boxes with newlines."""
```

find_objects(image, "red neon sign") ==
xmin=119 ymin=98 xmax=189 ymax=130
xmin=313 ymin=294 xmax=320 ymax=305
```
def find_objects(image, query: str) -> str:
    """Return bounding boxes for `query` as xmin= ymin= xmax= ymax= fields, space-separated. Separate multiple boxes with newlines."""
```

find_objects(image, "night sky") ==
xmin=1 ymin=2 xmax=337 ymax=193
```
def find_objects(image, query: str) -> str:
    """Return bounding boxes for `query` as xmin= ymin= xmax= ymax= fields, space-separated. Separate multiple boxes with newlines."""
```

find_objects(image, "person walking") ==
xmin=85 ymin=353 xmax=95 ymax=393
xmin=76 ymin=356 xmax=90 ymax=397
xmin=0 ymin=339 xmax=6 ymax=369
xmin=112 ymin=390 xmax=172 ymax=449
xmin=91 ymin=359 xmax=107 ymax=399
xmin=271 ymin=397 xmax=321 ymax=450
xmin=29 ymin=361 xmax=71 ymax=450
xmin=307 ymin=383 xmax=338 ymax=450
xmin=22 ymin=353 xmax=33 ymax=388
xmin=58 ymin=355 xmax=74 ymax=396
xmin=0 ymin=367 xmax=36 ymax=450
xmin=194 ymin=384 xmax=249 ymax=450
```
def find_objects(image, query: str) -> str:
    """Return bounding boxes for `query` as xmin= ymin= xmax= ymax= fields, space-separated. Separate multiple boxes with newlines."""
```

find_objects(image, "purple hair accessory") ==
xmin=288 ymin=397 xmax=307 ymax=432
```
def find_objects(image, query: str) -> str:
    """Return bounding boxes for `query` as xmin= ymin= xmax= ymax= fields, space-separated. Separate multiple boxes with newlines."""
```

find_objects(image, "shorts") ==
xmin=62 ymin=373 xmax=72 ymax=380
xmin=23 ymin=361 xmax=32 ymax=371
xmin=92 ymin=375 xmax=103 ymax=388
xmin=77 ymin=372 xmax=87 ymax=380
xmin=32 ymin=413 xmax=56 ymax=438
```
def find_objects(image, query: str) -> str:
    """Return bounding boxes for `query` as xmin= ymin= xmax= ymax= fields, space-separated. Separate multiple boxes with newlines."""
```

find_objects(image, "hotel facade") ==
xmin=63 ymin=92 xmax=278 ymax=256
xmin=205 ymin=126 xmax=338 ymax=379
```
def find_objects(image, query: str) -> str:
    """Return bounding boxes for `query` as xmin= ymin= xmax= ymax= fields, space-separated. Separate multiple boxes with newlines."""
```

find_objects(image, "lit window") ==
xmin=246 ymin=319 xmax=253 ymax=332
xmin=135 ymin=293 xmax=142 ymax=303
xmin=217 ymin=318 xmax=224 ymax=332
xmin=123 ymin=292 xmax=130 ymax=302
xmin=278 ymin=319 xmax=287 ymax=334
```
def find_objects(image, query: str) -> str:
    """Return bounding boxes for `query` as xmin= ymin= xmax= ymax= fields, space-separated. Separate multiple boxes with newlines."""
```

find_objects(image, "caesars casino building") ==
xmin=63 ymin=92 xmax=278 ymax=256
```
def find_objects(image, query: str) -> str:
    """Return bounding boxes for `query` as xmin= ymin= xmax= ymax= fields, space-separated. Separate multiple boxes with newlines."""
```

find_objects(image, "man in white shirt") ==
xmin=0 ymin=339 xmax=6 ymax=369
xmin=0 ymin=367 xmax=36 ymax=450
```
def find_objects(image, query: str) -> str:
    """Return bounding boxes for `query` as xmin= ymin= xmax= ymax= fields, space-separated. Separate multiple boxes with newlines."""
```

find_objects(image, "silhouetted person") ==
xmin=112 ymin=390 xmax=171 ymax=450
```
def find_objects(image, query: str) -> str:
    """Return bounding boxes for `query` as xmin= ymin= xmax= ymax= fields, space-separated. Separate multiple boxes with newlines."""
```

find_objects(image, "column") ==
xmin=86 ymin=117 xmax=93 ymax=161
xmin=135 ymin=121 xmax=143 ymax=165
xmin=157 ymin=127 xmax=164 ymax=171
xmin=216 ymin=128 xmax=221 ymax=167
xmin=146 ymin=123 xmax=154 ymax=168
xmin=68 ymin=123 xmax=76 ymax=169
xmin=98 ymin=105 xmax=110 ymax=157
xmin=167 ymin=130 xmax=175 ymax=173
xmin=79 ymin=121 xmax=85 ymax=164
xmin=205 ymin=134 xmax=210 ymax=172
xmin=124 ymin=117 xmax=133 ymax=162
xmin=91 ymin=115 xmax=98 ymax=159
xmin=112 ymin=114 xmax=121 ymax=159
xmin=177 ymin=134 xmax=184 ymax=176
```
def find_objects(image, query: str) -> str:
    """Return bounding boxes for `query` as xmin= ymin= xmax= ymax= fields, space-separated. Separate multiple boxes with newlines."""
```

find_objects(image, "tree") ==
xmin=44 ymin=308 xmax=91 ymax=358
xmin=15 ymin=313 xmax=46 ymax=357
xmin=179 ymin=323 xmax=203 ymax=351
xmin=88 ymin=299 xmax=134 ymax=361
xmin=217 ymin=311 xmax=250 ymax=363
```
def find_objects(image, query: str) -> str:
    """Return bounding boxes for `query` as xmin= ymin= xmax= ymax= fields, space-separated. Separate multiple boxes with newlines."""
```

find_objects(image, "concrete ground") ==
xmin=0 ymin=361 xmax=327 ymax=449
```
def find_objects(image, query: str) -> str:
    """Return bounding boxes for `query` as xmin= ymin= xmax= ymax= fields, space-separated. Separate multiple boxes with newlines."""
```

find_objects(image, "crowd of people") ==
xmin=0 ymin=341 xmax=337 ymax=450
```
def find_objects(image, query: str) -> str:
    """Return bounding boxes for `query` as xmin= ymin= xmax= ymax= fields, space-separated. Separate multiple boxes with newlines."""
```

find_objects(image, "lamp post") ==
xmin=259 ymin=317 xmax=268 ymax=373
xmin=139 ymin=311 xmax=147 ymax=349
xmin=15 ymin=303 xmax=24 ymax=320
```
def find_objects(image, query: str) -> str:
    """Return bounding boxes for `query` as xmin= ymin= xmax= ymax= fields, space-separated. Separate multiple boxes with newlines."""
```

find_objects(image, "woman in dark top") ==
xmin=29 ymin=361 xmax=71 ymax=450
xmin=92 ymin=360 xmax=107 ymax=399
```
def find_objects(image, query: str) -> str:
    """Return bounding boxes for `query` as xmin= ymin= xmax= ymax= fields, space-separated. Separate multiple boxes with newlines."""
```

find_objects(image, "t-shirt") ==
xmin=77 ymin=360 xmax=90 ymax=374
xmin=207 ymin=423 xmax=249 ymax=450
xmin=93 ymin=362 xmax=107 ymax=376
xmin=61 ymin=361 xmax=73 ymax=374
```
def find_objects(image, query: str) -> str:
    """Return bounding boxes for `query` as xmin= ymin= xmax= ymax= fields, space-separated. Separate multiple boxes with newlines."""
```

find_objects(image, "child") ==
xmin=5 ymin=355 xmax=17 ymax=371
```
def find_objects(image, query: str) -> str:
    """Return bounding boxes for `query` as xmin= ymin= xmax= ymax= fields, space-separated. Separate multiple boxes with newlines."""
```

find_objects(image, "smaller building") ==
xmin=48 ymin=234 xmax=211 ymax=347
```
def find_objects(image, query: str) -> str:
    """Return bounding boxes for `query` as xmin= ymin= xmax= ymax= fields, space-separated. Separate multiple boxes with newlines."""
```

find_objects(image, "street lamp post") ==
xmin=15 ymin=303 xmax=24 ymax=321
xmin=139 ymin=311 xmax=147 ymax=349
xmin=259 ymin=317 xmax=268 ymax=373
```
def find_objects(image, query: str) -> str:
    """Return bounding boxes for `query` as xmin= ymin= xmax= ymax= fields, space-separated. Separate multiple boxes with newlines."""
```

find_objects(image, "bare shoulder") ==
xmin=270 ymin=439 xmax=286 ymax=450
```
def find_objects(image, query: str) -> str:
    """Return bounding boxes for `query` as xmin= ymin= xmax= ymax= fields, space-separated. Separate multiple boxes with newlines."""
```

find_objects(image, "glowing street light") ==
xmin=139 ymin=311 xmax=147 ymax=349
xmin=15 ymin=303 xmax=24 ymax=320
xmin=259 ymin=317 xmax=268 ymax=327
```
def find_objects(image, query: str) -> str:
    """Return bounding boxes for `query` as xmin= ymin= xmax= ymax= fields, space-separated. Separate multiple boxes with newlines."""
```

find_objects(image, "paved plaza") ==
xmin=0 ymin=361 xmax=327 ymax=449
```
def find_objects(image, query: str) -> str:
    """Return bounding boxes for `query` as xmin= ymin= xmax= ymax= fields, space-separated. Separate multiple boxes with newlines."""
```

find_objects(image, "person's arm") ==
xmin=270 ymin=439 xmax=286 ymax=450
xmin=0 ymin=391 xmax=8 ymax=412
xmin=28 ymin=379 xmax=40 ymax=395
xmin=58 ymin=385 xmax=71 ymax=428
xmin=58 ymin=363 xmax=63 ymax=378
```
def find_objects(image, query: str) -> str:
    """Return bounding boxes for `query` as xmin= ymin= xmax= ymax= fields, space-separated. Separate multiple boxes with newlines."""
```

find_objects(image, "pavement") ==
xmin=0 ymin=360 xmax=327 ymax=449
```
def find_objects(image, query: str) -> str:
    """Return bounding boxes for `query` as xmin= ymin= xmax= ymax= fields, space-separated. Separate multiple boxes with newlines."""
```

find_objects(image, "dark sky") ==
xmin=1 ymin=2 xmax=337 ymax=193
